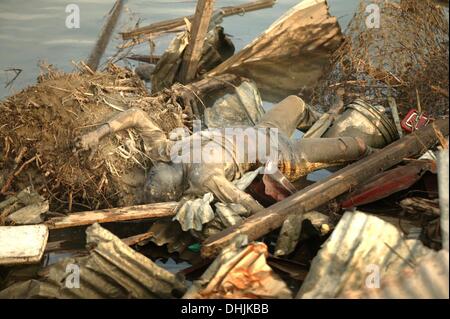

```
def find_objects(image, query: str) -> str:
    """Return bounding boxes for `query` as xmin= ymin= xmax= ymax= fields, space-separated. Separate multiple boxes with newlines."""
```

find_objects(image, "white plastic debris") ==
xmin=0 ymin=225 xmax=48 ymax=265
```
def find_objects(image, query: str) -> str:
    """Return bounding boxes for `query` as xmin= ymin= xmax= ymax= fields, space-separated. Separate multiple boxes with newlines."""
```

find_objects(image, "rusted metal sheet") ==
xmin=340 ymin=160 xmax=434 ymax=209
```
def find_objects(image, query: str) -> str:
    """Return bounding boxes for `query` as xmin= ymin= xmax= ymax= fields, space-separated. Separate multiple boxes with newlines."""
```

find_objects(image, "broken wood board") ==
xmin=45 ymin=202 xmax=178 ymax=230
xmin=121 ymin=231 xmax=155 ymax=246
xmin=178 ymin=0 xmax=216 ymax=83
xmin=208 ymin=0 xmax=344 ymax=102
xmin=0 ymin=225 xmax=48 ymax=265
xmin=201 ymin=118 xmax=449 ymax=258
xmin=400 ymin=197 xmax=440 ymax=216
xmin=438 ymin=149 xmax=449 ymax=250
xmin=6 ymin=200 xmax=48 ymax=225
xmin=0 ymin=186 xmax=48 ymax=225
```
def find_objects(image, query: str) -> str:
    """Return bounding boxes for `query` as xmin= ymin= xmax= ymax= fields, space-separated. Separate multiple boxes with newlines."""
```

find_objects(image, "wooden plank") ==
xmin=201 ymin=118 xmax=449 ymax=258
xmin=178 ymin=0 xmax=216 ymax=83
xmin=120 ymin=0 xmax=276 ymax=40
xmin=45 ymin=202 xmax=178 ymax=230
xmin=0 ymin=225 xmax=48 ymax=265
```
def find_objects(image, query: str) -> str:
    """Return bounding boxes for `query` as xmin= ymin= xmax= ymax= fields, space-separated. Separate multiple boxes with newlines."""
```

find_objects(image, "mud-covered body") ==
xmin=78 ymin=95 xmax=369 ymax=214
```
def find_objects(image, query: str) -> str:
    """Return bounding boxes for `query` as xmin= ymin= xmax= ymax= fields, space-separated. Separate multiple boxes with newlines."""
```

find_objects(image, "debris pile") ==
xmin=0 ymin=64 xmax=184 ymax=211
xmin=312 ymin=0 xmax=449 ymax=117
xmin=185 ymin=236 xmax=292 ymax=299
xmin=0 ymin=223 xmax=186 ymax=298
xmin=0 ymin=0 xmax=448 ymax=299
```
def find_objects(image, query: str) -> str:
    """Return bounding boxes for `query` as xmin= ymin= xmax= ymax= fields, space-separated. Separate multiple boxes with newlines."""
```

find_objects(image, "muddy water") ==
xmin=0 ymin=0 xmax=360 ymax=99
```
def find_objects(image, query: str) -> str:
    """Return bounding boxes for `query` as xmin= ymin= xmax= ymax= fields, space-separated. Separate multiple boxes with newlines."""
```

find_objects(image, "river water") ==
xmin=0 ymin=0 xmax=361 ymax=99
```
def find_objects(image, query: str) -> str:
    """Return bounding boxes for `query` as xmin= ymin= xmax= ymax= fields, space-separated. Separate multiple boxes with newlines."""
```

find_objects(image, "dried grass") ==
xmin=0 ymin=63 xmax=184 ymax=211
xmin=312 ymin=0 xmax=449 ymax=117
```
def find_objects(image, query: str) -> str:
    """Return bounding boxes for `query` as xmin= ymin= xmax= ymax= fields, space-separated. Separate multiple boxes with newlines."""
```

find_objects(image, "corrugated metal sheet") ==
xmin=340 ymin=250 xmax=449 ymax=299
xmin=297 ymin=211 xmax=433 ymax=299
xmin=0 ymin=223 xmax=186 ymax=299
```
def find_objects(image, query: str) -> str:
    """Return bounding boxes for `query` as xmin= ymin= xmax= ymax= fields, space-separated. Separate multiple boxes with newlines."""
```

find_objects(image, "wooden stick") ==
xmin=431 ymin=85 xmax=450 ymax=98
xmin=178 ymin=0 xmax=216 ymax=84
xmin=45 ymin=202 xmax=178 ymax=230
xmin=201 ymin=118 xmax=450 ymax=258
xmin=126 ymin=54 xmax=161 ymax=64
xmin=188 ymin=73 xmax=241 ymax=95
xmin=0 ymin=146 xmax=28 ymax=195
xmin=86 ymin=0 xmax=125 ymax=71
xmin=121 ymin=231 xmax=154 ymax=246
xmin=120 ymin=0 xmax=276 ymax=40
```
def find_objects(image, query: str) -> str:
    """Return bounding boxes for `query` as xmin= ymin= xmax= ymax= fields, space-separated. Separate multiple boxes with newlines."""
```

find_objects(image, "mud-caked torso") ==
xmin=169 ymin=127 xmax=298 ymax=195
